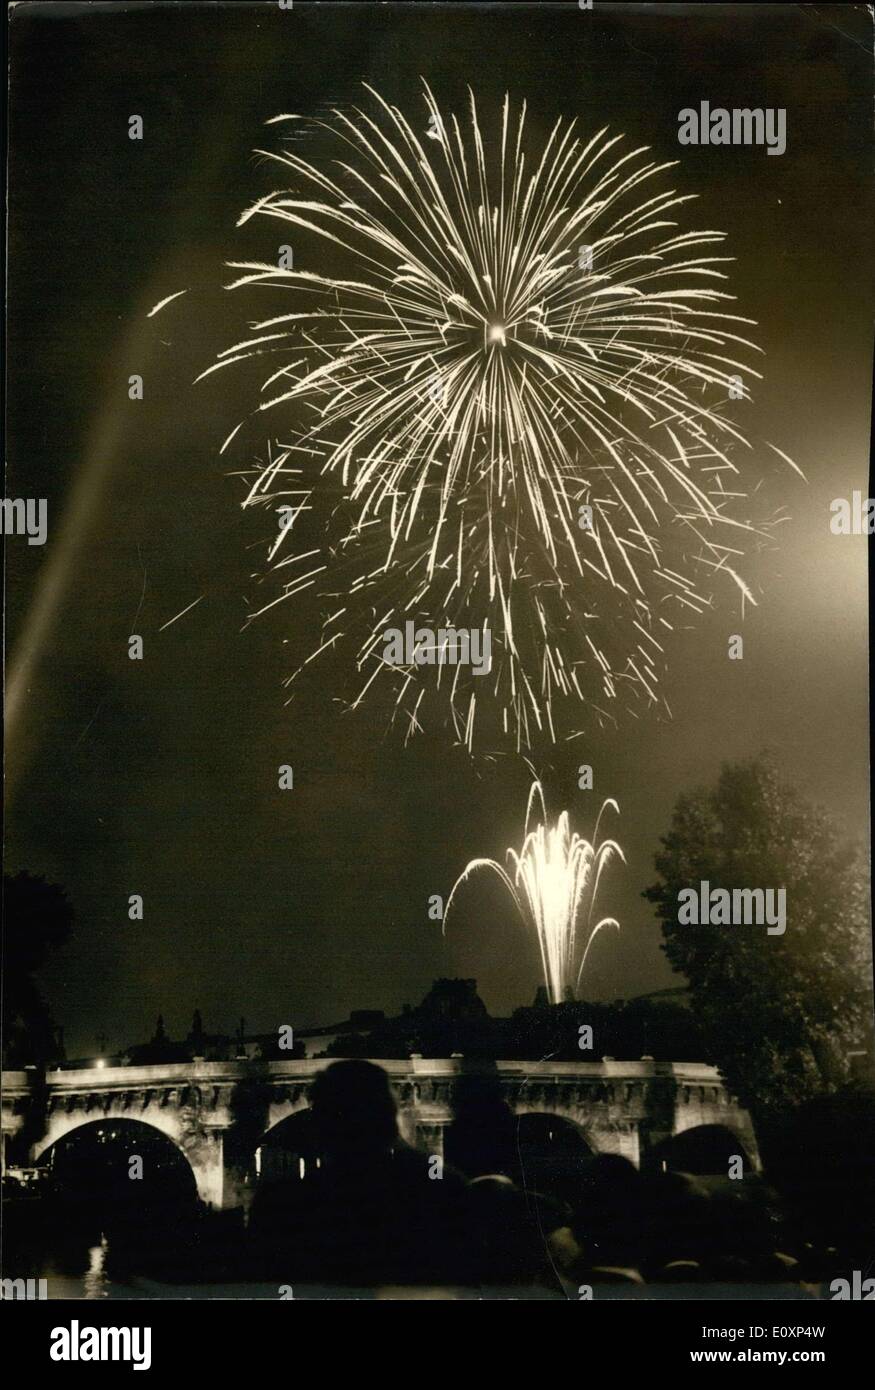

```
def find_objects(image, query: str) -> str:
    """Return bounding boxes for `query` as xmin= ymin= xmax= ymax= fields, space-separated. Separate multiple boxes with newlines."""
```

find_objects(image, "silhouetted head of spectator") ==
xmin=465 ymin=1176 xmax=548 ymax=1284
xmin=451 ymin=1071 xmax=505 ymax=1116
xmin=582 ymin=1152 xmax=641 ymax=1196
xmin=309 ymin=1060 xmax=398 ymax=1160
xmin=645 ymin=1169 xmax=728 ymax=1278
xmin=572 ymin=1152 xmax=645 ymax=1266
xmin=445 ymin=1070 xmax=518 ymax=1181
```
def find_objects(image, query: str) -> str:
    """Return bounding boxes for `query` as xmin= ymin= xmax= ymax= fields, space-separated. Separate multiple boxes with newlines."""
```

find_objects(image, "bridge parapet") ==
xmin=1 ymin=1058 xmax=758 ymax=1207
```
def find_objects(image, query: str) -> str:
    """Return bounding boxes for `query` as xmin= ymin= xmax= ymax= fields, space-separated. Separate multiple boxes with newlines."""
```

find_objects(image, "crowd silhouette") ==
xmin=245 ymin=1060 xmax=875 ymax=1297
xmin=13 ymin=1058 xmax=870 ymax=1297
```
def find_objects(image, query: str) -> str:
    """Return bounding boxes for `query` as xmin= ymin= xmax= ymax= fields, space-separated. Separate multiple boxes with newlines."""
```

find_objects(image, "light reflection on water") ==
xmin=31 ymin=1228 xmax=292 ymax=1299
xmin=83 ymin=1235 xmax=110 ymax=1299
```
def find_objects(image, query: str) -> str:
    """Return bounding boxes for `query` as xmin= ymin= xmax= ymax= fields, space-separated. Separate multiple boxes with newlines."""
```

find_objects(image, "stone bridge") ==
xmin=1 ymin=1057 xmax=758 ymax=1209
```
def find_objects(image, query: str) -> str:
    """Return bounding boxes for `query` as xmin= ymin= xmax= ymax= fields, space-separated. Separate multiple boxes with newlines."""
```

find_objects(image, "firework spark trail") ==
xmin=444 ymin=780 xmax=625 ymax=1005
xmin=204 ymin=82 xmax=799 ymax=748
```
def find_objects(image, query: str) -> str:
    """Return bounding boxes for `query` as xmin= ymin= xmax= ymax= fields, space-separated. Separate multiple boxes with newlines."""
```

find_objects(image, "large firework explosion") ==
xmin=444 ymin=780 xmax=625 ymax=1005
xmin=204 ymin=83 xmax=799 ymax=749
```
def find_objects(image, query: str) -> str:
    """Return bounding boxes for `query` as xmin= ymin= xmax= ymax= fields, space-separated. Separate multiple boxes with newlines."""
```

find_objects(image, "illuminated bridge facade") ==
xmin=1 ymin=1057 xmax=759 ymax=1209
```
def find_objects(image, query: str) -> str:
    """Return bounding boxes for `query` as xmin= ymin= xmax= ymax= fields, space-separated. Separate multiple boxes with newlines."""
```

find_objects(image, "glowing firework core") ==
xmin=445 ymin=781 xmax=625 ymax=1004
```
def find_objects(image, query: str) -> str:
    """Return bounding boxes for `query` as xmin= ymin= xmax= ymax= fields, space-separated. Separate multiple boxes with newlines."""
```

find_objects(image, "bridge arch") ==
xmin=508 ymin=1096 xmax=642 ymax=1166
xmin=34 ymin=1117 xmax=200 ymax=1223
xmin=34 ymin=1108 xmax=185 ymax=1164
xmin=255 ymin=1108 xmax=320 ymax=1184
xmin=510 ymin=1097 xmax=597 ymax=1131
xmin=512 ymin=1110 xmax=593 ymax=1201
xmin=33 ymin=1109 xmax=222 ymax=1208
xmin=650 ymin=1123 xmax=753 ymax=1177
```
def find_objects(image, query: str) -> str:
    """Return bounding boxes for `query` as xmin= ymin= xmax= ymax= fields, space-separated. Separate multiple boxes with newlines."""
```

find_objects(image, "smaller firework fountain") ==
xmin=445 ymin=781 xmax=625 ymax=1004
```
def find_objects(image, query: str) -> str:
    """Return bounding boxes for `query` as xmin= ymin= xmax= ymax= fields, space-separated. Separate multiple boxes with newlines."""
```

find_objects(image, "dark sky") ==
xmin=6 ymin=2 xmax=872 ymax=1057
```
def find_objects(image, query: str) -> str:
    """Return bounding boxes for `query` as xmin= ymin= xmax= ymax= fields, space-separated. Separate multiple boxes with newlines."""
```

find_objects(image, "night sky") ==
xmin=6 ymin=2 xmax=872 ymax=1057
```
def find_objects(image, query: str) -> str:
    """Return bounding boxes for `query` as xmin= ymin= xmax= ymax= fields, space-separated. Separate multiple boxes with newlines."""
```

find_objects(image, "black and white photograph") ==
xmin=2 ymin=0 xmax=873 ymax=1352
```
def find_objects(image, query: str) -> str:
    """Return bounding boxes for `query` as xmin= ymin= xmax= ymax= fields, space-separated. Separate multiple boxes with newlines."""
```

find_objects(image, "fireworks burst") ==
xmin=444 ymin=780 xmax=624 ymax=1005
xmin=204 ymin=82 xmax=800 ymax=749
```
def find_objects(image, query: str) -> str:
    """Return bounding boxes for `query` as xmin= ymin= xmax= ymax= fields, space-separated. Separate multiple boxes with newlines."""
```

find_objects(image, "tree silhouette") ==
xmin=2 ymin=871 xmax=73 ymax=1065
xmin=644 ymin=757 xmax=873 ymax=1125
